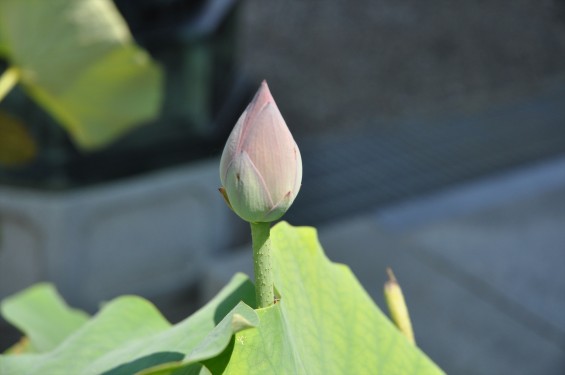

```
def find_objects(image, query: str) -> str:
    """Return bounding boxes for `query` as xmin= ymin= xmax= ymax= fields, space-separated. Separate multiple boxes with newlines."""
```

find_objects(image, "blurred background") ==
xmin=1 ymin=0 xmax=565 ymax=373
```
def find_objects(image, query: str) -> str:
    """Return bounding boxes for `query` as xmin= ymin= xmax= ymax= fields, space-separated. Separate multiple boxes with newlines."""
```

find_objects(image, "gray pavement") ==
xmin=203 ymin=155 xmax=565 ymax=374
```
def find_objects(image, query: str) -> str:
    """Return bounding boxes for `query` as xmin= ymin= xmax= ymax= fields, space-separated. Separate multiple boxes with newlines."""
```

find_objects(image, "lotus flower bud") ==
xmin=219 ymin=81 xmax=302 ymax=223
xmin=384 ymin=268 xmax=415 ymax=345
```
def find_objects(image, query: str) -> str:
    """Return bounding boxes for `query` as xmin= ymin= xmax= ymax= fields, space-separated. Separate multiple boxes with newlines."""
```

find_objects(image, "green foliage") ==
xmin=217 ymin=222 xmax=442 ymax=374
xmin=0 ymin=0 xmax=163 ymax=149
xmin=0 ymin=274 xmax=256 ymax=374
xmin=1 ymin=283 xmax=89 ymax=353
xmin=0 ymin=223 xmax=443 ymax=374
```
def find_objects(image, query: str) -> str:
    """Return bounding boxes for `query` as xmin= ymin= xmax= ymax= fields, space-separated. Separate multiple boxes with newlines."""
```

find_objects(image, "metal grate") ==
xmin=287 ymin=85 xmax=565 ymax=225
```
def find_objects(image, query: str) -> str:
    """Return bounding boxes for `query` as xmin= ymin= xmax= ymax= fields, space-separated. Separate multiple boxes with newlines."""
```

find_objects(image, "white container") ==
xmin=0 ymin=159 xmax=236 ymax=310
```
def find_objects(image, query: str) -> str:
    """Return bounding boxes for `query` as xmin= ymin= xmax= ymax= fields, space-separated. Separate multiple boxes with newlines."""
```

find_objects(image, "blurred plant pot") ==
xmin=0 ymin=0 xmax=252 ymax=188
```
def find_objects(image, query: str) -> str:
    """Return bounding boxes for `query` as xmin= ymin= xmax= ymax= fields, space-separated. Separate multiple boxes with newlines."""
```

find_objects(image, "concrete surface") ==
xmin=202 ymin=155 xmax=565 ymax=374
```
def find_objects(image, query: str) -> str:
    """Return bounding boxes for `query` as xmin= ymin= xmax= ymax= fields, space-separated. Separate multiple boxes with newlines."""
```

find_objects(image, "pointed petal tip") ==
xmin=254 ymin=80 xmax=274 ymax=106
xmin=260 ymin=80 xmax=271 ymax=92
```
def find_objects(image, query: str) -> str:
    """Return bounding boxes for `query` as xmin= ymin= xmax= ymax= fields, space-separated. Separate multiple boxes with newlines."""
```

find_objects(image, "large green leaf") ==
xmin=0 ymin=223 xmax=443 ymax=374
xmin=142 ymin=222 xmax=443 ymax=374
xmin=134 ymin=302 xmax=259 ymax=375
xmin=0 ymin=274 xmax=256 ymax=375
xmin=0 ymin=283 xmax=89 ymax=353
xmin=217 ymin=222 xmax=443 ymax=374
xmin=0 ymin=0 xmax=163 ymax=149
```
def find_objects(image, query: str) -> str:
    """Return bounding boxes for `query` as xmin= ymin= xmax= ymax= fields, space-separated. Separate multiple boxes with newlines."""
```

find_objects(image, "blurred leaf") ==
xmin=0 ymin=0 xmax=163 ymax=150
xmin=0 ymin=283 xmax=89 ymax=353
xmin=0 ymin=27 xmax=6 ymax=57
xmin=0 ymin=67 xmax=18 ymax=101
xmin=3 ymin=338 xmax=31 ymax=356
xmin=0 ymin=274 xmax=256 ymax=374
xmin=0 ymin=111 xmax=37 ymax=167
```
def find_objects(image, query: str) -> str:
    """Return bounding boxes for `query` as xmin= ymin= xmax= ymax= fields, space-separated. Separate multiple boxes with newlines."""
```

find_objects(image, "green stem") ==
xmin=0 ymin=66 xmax=19 ymax=102
xmin=250 ymin=221 xmax=274 ymax=308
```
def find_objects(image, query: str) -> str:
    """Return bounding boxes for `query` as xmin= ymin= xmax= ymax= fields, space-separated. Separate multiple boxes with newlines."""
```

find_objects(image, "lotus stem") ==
xmin=250 ymin=221 xmax=274 ymax=308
